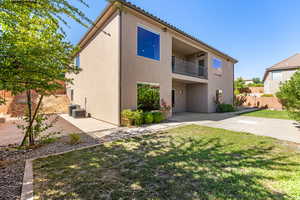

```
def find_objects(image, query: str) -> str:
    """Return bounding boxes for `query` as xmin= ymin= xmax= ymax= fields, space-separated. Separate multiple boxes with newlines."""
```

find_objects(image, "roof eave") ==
xmin=77 ymin=0 xmax=238 ymax=63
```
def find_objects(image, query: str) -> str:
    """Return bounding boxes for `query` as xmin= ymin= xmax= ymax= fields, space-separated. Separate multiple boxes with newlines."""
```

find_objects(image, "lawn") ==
xmin=241 ymin=109 xmax=291 ymax=120
xmin=33 ymin=125 xmax=300 ymax=200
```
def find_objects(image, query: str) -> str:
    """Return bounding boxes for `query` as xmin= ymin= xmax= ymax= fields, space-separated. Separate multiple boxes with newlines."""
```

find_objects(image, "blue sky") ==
xmin=64 ymin=0 xmax=300 ymax=80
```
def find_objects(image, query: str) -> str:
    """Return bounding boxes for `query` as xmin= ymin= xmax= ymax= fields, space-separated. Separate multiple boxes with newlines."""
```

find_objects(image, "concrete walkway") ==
xmin=59 ymin=114 xmax=116 ymax=133
xmin=170 ymin=112 xmax=300 ymax=144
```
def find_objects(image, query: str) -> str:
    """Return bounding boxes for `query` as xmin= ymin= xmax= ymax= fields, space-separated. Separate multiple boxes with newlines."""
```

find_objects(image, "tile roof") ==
xmin=263 ymin=53 xmax=300 ymax=81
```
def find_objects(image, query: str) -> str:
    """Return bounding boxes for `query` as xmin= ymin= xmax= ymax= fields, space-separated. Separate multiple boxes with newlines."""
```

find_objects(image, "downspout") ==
xmin=118 ymin=9 xmax=123 ymax=126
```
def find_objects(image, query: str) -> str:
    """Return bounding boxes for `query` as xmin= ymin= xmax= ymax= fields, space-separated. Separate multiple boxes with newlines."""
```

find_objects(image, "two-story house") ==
xmin=67 ymin=0 xmax=238 ymax=126
xmin=263 ymin=53 xmax=300 ymax=94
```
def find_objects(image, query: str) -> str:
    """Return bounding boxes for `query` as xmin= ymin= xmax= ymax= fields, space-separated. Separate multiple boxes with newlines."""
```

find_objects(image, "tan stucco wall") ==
xmin=120 ymin=9 xmax=234 ymax=114
xmin=207 ymin=53 xmax=234 ymax=112
xmin=264 ymin=70 xmax=296 ymax=94
xmin=67 ymin=12 xmax=120 ymax=125
xmin=172 ymin=81 xmax=187 ymax=112
xmin=120 ymin=11 xmax=172 ymax=111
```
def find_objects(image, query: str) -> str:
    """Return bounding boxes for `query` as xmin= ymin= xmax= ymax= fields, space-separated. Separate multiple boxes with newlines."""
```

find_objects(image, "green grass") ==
xmin=241 ymin=109 xmax=291 ymax=120
xmin=33 ymin=125 xmax=300 ymax=200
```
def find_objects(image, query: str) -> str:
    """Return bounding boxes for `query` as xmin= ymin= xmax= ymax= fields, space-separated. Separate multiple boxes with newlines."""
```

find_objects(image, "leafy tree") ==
xmin=252 ymin=77 xmax=262 ymax=84
xmin=0 ymin=0 xmax=91 ymax=146
xmin=234 ymin=77 xmax=246 ymax=94
xmin=276 ymin=70 xmax=300 ymax=121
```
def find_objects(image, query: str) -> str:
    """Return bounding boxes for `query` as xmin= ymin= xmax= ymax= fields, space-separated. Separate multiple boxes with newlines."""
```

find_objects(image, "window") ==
xmin=212 ymin=58 xmax=222 ymax=69
xmin=75 ymin=55 xmax=80 ymax=68
xmin=272 ymin=71 xmax=282 ymax=80
xmin=137 ymin=26 xmax=160 ymax=61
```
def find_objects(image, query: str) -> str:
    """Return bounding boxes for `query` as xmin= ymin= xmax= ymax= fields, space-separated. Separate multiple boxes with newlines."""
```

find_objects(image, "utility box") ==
xmin=72 ymin=109 xmax=86 ymax=118
xmin=68 ymin=104 xmax=80 ymax=116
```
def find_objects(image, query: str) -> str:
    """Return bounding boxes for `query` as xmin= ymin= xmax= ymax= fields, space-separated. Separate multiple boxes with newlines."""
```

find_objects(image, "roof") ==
xmin=263 ymin=53 xmax=300 ymax=81
xmin=78 ymin=0 xmax=238 ymax=63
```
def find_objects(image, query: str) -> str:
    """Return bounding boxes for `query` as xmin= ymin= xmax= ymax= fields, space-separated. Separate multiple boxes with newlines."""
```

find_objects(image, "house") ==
xmin=263 ymin=53 xmax=300 ymax=94
xmin=244 ymin=79 xmax=254 ymax=85
xmin=67 ymin=0 xmax=238 ymax=126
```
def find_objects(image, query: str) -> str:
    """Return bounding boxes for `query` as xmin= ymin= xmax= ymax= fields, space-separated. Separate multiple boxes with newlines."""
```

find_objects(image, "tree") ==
xmin=252 ymin=77 xmax=262 ymax=84
xmin=0 ymin=0 xmax=91 ymax=146
xmin=234 ymin=77 xmax=246 ymax=94
xmin=276 ymin=70 xmax=300 ymax=121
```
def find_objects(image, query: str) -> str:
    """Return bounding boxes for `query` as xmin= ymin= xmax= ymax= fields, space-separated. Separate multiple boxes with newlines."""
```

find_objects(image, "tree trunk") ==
xmin=20 ymin=93 xmax=44 ymax=146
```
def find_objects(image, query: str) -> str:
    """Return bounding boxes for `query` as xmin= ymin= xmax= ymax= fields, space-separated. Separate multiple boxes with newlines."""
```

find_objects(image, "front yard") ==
xmin=240 ymin=109 xmax=290 ymax=120
xmin=33 ymin=125 xmax=300 ymax=200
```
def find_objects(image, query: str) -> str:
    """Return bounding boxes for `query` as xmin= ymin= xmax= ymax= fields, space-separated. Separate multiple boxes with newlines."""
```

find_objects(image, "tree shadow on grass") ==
xmin=33 ymin=133 xmax=300 ymax=200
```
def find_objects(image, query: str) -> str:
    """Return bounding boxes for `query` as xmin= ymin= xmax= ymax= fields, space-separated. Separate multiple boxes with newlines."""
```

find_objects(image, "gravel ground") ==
xmin=0 ymin=128 xmax=154 ymax=200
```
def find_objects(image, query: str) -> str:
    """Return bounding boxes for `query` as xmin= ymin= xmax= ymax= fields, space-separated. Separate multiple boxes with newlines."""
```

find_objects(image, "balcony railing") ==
xmin=172 ymin=57 xmax=207 ymax=78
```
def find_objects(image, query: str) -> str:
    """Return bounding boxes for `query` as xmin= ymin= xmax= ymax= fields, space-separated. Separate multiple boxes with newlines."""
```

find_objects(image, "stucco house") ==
xmin=67 ymin=0 xmax=238 ymax=126
xmin=263 ymin=53 xmax=300 ymax=94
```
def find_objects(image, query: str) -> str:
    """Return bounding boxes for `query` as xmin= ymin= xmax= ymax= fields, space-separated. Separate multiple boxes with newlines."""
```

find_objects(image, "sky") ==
xmin=64 ymin=0 xmax=300 ymax=80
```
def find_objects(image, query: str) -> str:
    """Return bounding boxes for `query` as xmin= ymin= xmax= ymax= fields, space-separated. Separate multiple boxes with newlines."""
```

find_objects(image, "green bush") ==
xmin=277 ymin=70 xmax=300 ymax=121
xmin=137 ymin=84 xmax=160 ymax=111
xmin=216 ymin=104 xmax=235 ymax=113
xmin=133 ymin=110 xmax=144 ymax=126
xmin=152 ymin=111 xmax=164 ymax=123
xmin=121 ymin=109 xmax=135 ymax=119
xmin=144 ymin=112 xmax=154 ymax=124
xmin=261 ymin=94 xmax=274 ymax=97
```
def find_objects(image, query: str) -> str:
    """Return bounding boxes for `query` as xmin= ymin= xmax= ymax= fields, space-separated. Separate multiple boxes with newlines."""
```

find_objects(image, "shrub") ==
xmin=133 ymin=110 xmax=144 ymax=126
xmin=121 ymin=109 xmax=135 ymax=127
xmin=216 ymin=104 xmax=235 ymax=113
xmin=277 ymin=70 xmax=300 ymax=121
xmin=152 ymin=111 xmax=164 ymax=123
xmin=261 ymin=94 xmax=274 ymax=97
xmin=144 ymin=112 xmax=154 ymax=124
xmin=68 ymin=133 xmax=81 ymax=145
xmin=137 ymin=84 xmax=160 ymax=111
xmin=121 ymin=109 xmax=135 ymax=119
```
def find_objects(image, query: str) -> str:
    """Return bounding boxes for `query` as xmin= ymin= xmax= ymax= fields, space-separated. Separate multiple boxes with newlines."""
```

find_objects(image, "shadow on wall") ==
xmin=244 ymin=96 xmax=283 ymax=110
xmin=33 ymin=132 xmax=298 ymax=200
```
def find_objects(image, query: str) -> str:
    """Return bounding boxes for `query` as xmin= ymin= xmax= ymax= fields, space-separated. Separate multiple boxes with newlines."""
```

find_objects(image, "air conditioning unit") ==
xmin=72 ymin=109 xmax=86 ymax=118
xmin=68 ymin=104 xmax=80 ymax=116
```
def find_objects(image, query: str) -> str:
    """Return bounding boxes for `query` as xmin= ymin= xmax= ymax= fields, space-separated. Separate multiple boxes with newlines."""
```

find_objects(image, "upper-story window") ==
xmin=212 ymin=58 xmax=222 ymax=69
xmin=137 ymin=26 xmax=160 ymax=61
xmin=75 ymin=55 xmax=80 ymax=69
xmin=272 ymin=71 xmax=282 ymax=80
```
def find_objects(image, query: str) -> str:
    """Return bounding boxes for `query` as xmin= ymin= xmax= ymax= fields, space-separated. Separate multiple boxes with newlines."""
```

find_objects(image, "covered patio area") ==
xmin=172 ymin=79 xmax=208 ymax=114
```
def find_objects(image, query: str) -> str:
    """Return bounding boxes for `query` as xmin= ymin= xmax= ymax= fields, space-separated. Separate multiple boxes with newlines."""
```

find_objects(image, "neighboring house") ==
xmin=244 ymin=79 xmax=254 ymax=85
xmin=263 ymin=53 xmax=300 ymax=94
xmin=67 ymin=0 xmax=238 ymax=126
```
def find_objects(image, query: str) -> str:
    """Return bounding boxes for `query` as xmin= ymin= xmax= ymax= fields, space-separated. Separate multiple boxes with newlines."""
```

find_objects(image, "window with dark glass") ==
xmin=137 ymin=26 xmax=160 ymax=61
xmin=75 ymin=55 xmax=80 ymax=68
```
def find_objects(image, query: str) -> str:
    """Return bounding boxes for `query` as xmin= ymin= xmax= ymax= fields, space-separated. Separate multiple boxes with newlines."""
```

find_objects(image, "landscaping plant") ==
xmin=152 ymin=111 xmax=165 ymax=123
xmin=277 ymin=70 xmax=300 ymax=121
xmin=216 ymin=104 xmax=235 ymax=113
xmin=133 ymin=110 xmax=144 ymax=126
xmin=144 ymin=112 xmax=154 ymax=124
xmin=121 ymin=109 xmax=135 ymax=127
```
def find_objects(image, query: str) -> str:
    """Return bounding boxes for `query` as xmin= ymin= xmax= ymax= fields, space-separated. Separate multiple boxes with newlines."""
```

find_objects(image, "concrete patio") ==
xmin=170 ymin=112 xmax=300 ymax=144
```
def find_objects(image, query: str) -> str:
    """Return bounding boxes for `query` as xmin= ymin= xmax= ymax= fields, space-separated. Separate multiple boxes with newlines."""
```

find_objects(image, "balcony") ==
xmin=172 ymin=57 xmax=207 ymax=79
